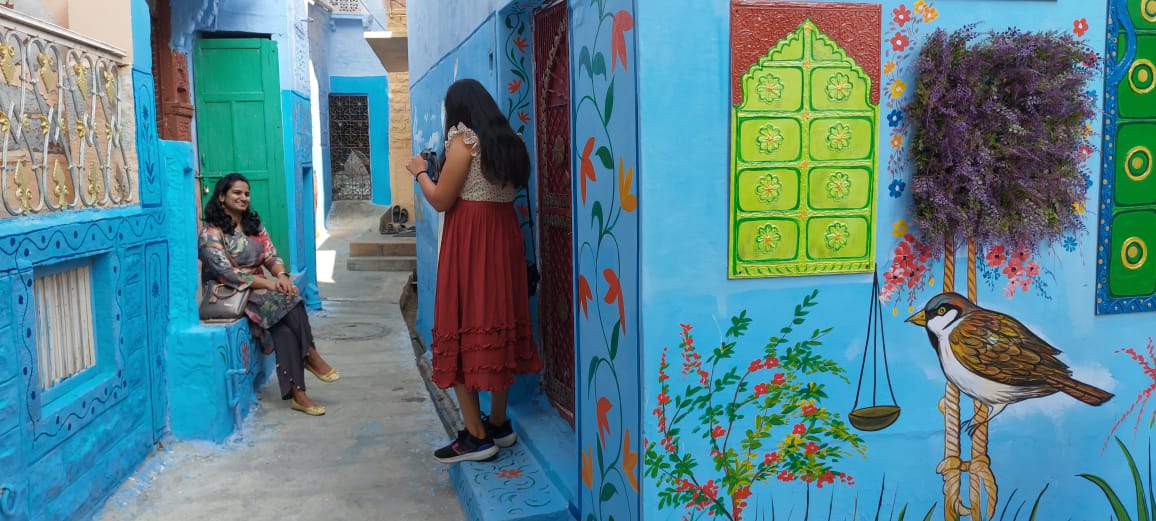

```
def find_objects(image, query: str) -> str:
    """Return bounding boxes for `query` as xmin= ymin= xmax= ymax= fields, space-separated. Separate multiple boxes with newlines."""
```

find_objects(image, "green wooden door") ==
xmin=193 ymin=38 xmax=289 ymax=255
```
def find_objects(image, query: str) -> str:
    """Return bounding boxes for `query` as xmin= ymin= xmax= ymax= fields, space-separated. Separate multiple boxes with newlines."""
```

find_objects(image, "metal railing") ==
xmin=0 ymin=9 xmax=135 ymax=218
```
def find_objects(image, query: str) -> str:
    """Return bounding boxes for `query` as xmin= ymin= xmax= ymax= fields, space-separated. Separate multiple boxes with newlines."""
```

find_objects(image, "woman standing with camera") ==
xmin=407 ymin=79 xmax=541 ymax=463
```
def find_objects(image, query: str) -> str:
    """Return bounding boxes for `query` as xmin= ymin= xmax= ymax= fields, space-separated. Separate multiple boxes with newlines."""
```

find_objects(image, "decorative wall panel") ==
xmin=729 ymin=3 xmax=881 ymax=278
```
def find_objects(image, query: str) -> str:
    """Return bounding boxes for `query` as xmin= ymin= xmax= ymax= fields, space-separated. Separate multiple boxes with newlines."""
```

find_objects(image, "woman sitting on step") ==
xmin=199 ymin=173 xmax=340 ymax=416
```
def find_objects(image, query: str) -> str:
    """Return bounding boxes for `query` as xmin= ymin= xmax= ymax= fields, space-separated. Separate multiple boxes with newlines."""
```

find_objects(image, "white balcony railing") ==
xmin=0 ymin=9 xmax=135 ymax=218
xmin=332 ymin=0 xmax=363 ymax=13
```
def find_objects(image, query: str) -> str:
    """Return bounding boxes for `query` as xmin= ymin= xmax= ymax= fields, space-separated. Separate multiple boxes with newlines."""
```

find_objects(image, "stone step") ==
xmin=348 ymin=238 xmax=416 ymax=257
xmin=346 ymin=256 xmax=417 ymax=272
xmin=449 ymin=442 xmax=574 ymax=521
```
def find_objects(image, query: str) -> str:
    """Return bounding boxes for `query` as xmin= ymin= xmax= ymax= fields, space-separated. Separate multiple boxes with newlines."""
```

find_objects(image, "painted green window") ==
xmin=1098 ymin=0 xmax=1156 ymax=313
xmin=729 ymin=20 xmax=877 ymax=278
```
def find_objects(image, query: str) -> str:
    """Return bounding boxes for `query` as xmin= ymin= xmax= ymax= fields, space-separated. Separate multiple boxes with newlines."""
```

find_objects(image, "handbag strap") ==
xmin=518 ymin=186 xmax=538 ymax=266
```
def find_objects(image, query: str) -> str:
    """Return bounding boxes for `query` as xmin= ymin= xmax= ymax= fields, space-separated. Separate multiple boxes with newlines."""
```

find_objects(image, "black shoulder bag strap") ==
xmin=520 ymin=187 xmax=540 ymax=297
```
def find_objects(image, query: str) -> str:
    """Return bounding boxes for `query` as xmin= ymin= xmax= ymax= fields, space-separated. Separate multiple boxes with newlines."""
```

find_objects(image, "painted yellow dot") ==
xmin=892 ymin=308 xmax=898 ymax=316
xmin=1140 ymin=68 xmax=1152 ymax=84
xmin=1134 ymin=156 xmax=1146 ymax=170
xmin=908 ymin=305 xmax=915 ymax=313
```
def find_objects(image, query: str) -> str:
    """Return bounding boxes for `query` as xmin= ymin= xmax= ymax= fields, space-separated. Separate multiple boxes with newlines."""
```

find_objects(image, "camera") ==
xmin=420 ymin=149 xmax=440 ymax=182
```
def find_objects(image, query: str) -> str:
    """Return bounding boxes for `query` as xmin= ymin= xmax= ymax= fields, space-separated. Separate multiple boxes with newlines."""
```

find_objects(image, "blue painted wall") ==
xmin=0 ymin=1 xmax=173 ymax=518
xmin=634 ymin=1 xmax=1156 ymax=520
xmin=331 ymin=76 xmax=393 ymax=207
xmin=308 ymin=3 xmax=335 ymax=220
xmin=410 ymin=18 xmax=499 ymax=349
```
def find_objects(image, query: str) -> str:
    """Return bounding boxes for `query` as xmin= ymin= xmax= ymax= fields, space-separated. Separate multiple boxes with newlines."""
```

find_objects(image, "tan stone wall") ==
xmin=388 ymin=70 xmax=413 ymax=218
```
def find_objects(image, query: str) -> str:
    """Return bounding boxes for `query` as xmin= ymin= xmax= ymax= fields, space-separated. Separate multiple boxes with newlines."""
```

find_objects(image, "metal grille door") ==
xmin=534 ymin=1 xmax=575 ymax=424
xmin=329 ymin=94 xmax=372 ymax=200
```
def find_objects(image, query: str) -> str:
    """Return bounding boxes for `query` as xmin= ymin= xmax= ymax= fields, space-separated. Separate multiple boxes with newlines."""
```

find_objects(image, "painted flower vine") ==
xmin=574 ymin=0 xmax=639 ymax=519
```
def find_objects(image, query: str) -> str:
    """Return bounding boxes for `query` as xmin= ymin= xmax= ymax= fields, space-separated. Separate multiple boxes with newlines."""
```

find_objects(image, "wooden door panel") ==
xmin=193 ymin=38 xmax=289 ymax=253
xmin=534 ymin=1 xmax=575 ymax=424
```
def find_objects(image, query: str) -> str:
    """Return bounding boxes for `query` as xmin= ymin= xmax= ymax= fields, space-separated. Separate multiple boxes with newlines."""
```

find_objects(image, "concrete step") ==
xmin=346 ymin=256 xmax=417 ymax=272
xmin=348 ymin=237 xmax=416 ymax=257
xmin=450 ymin=442 xmax=574 ymax=521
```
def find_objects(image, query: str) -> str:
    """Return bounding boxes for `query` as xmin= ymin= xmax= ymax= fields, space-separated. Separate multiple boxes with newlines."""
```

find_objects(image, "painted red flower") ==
xmin=1018 ymin=278 xmax=1032 ymax=292
xmin=680 ymin=323 xmax=692 ymax=335
xmin=711 ymin=425 xmax=726 ymax=438
xmin=748 ymin=359 xmax=763 ymax=373
xmin=793 ymin=423 xmax=807 ymax=435
xmin=805 ymin=441 xmax=821 ymax=455
xmin=892 ymin=5 xmax=912 ymax=27
xmin=764 ymin=452 xmax=780 ymax=465
xmin=772 ymin=373 xmax=786 ymax=386
xmin=579 ymin=137 xmax=596 ymax=204
xmin=603 ymin=268 xmax=625 ymax=333
xmin=1025 ymin=260 xmax=1041 ymax=278
xmin=765 ymin=356 xmax=779 ymax=368
xmin=513 ymin=36 xmax=528 ymax=53
xmin=1010 ymin=248 xmax=1031 ymax=265
xmin=802 ymin=404 xmax=818 ymax=416
xmin=1073 ymin=18 xmax=1089 ymax=37
xmin=754 ymin=383 xmax=769 ymax=397
xmin=985 ymin=245 xmax=1007 ymax=268
xmin=777 ymin=470 xmax=795 ymax=482
xmin=657 ymin=391 xmax=670 ymax=405
xmin=517 ymin=111 xmax=529 ymax=124
xmin=596 ymin=397 xmax=613 ymax=447
xmin=507 ymin=79 xmax=522 ymax=93
xmin=1003 ymin=262 xmax=1022 ymax=280
xmin=890 ymin=33 xmax=909 ymax=52
xmin=698 ymin=369 xmax=709 ymax=386
xmin=497 ymin=468 xmax=523 ymax=479
xmin=577 ymin=274 xmax=593 ymax=319
xmin=611 ymin=10 xmax=634 ymax=71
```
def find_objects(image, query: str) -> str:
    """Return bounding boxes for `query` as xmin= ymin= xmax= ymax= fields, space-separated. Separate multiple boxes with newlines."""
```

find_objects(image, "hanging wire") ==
xmin=851 ymin=272 xmax=879 ymax=411
xmin=877 ymin=273 xmax=900 ymax=408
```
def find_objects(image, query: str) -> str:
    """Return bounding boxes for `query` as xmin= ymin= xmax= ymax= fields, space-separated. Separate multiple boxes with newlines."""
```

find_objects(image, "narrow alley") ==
xmin=93 ymin=203 xmax=463 ymax=521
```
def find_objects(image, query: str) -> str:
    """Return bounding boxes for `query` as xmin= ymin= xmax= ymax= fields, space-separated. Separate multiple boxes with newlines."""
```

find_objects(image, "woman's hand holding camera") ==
xmin=406 ymin=155 xmax=428 ymax=179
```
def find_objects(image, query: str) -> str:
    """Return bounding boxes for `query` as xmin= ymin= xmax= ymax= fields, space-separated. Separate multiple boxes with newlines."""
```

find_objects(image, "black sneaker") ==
xmin=482 ymin=415 xmax=517 ymax=448
xmin=434 ymin=430 xmax=498 ymax=464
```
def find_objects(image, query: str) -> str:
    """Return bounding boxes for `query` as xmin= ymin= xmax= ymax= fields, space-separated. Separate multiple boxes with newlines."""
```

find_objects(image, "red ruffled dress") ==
xmin=431 ymin=123 xmax=541 ymax=391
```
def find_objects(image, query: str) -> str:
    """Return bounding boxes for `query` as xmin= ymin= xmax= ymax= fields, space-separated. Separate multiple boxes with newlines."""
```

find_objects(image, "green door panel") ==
xmin=1109 ymin=210 xmax=1156 ymax=297
xmin=1115 ymin=123 xmax=1156 ymax=207
xmin=1127 ymin=0 xmax=1156 ymax=31
xmin=730 ymin=19 xmax=877 ymax=278
xmin=193 ymin=38 xmax=289 ymax=256
xmin=1117 ymin=33 xmax=1156 ymax=119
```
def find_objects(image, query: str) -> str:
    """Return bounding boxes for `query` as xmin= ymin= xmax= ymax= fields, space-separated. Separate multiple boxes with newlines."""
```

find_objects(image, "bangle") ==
xmin=275 ymin=271 xmax=288 ymax=278
xmin=415 ymin=170 xmax=427 ymax=179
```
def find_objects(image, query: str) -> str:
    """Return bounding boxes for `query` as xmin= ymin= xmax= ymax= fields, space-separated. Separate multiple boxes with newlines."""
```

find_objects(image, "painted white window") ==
xmin=34 ymin=262 xmax=97 ymax=389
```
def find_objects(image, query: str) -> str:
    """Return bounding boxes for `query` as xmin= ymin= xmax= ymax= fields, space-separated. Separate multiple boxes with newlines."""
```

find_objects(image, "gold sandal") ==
xmin=290 ymin=399 xmax=326 ymax=416
xmin=306 ymin=364 xmax=340 ymax=383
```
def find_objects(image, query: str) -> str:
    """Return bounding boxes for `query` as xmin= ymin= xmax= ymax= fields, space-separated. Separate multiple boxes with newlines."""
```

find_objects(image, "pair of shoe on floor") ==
xmin=434 ymin=415 xmax=517 ymax=464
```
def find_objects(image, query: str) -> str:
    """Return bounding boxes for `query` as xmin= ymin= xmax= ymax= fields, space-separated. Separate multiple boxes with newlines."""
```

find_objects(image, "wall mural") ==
xmin=572 ymin=0 xmax=641 ymax=519
xmin=729 ymin=3 xmax=881 ymax=279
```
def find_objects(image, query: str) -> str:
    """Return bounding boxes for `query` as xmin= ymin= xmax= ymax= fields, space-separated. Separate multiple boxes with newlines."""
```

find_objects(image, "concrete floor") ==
xmin=95 ymin=202 xmax=464 ymax=521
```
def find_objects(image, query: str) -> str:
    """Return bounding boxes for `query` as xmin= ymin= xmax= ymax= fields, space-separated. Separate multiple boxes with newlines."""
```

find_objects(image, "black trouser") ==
xmin=269 ymin=302 xmax=314 ymax=400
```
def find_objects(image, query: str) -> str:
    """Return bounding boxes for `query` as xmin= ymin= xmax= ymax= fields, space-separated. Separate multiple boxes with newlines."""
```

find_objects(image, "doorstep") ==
xmin=449 ymin=440 xmax=574 ymax=521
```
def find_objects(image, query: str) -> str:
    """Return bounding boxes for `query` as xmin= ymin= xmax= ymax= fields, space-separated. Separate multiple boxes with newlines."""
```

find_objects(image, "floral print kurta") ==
xmin=199 ymin=225 xmax=299 ymax=353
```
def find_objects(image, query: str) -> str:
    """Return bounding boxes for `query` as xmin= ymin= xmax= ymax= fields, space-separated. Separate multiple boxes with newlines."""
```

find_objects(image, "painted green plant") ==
xmin=644 ymin=291 xmax=865 ymax=521
xmin=1081 ymin=438 xmax=1156 ymax=521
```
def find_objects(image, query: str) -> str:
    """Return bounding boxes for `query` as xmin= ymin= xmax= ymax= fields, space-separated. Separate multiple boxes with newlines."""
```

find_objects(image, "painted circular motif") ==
xmin=826 ymin=123 xmax=853 ymax=151
xmin=1126 ymin=146 xmax=1152 ymax=182
xmin=1129 ymin=59 xmax=1155 ymax=95
xmin=756 ymin=173 xmax=783 ymax=204
xmin=1144 ymin=0 xmax=1156 ymax=22
xmin=826 ymin=171 xmax=852 ymax=201
xmin=755 ymin=223 xmax=783 ymax=253
xmin=826 ymin=72 xmax=853 ymax=102
xmin=757 ymin=73 xmax=785 ymax=104
xmin=1122 ymin=237 xmax=1147 ymax=270
xmin=757 ymin=124 xmax=785 ymax=154
xmin=824 ymin=221 xmax=851 ymax=252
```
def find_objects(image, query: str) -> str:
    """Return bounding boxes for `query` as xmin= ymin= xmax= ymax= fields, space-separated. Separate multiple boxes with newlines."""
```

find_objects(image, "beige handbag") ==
xmin=199 ymin=282 xmax=250 ymax=320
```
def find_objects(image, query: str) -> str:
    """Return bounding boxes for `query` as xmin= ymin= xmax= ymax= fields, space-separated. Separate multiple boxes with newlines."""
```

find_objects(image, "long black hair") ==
xmin=443 ymin=78 xmax=530 ymax=188
xmin=203 ymin=173 xmax=263 ymax=236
